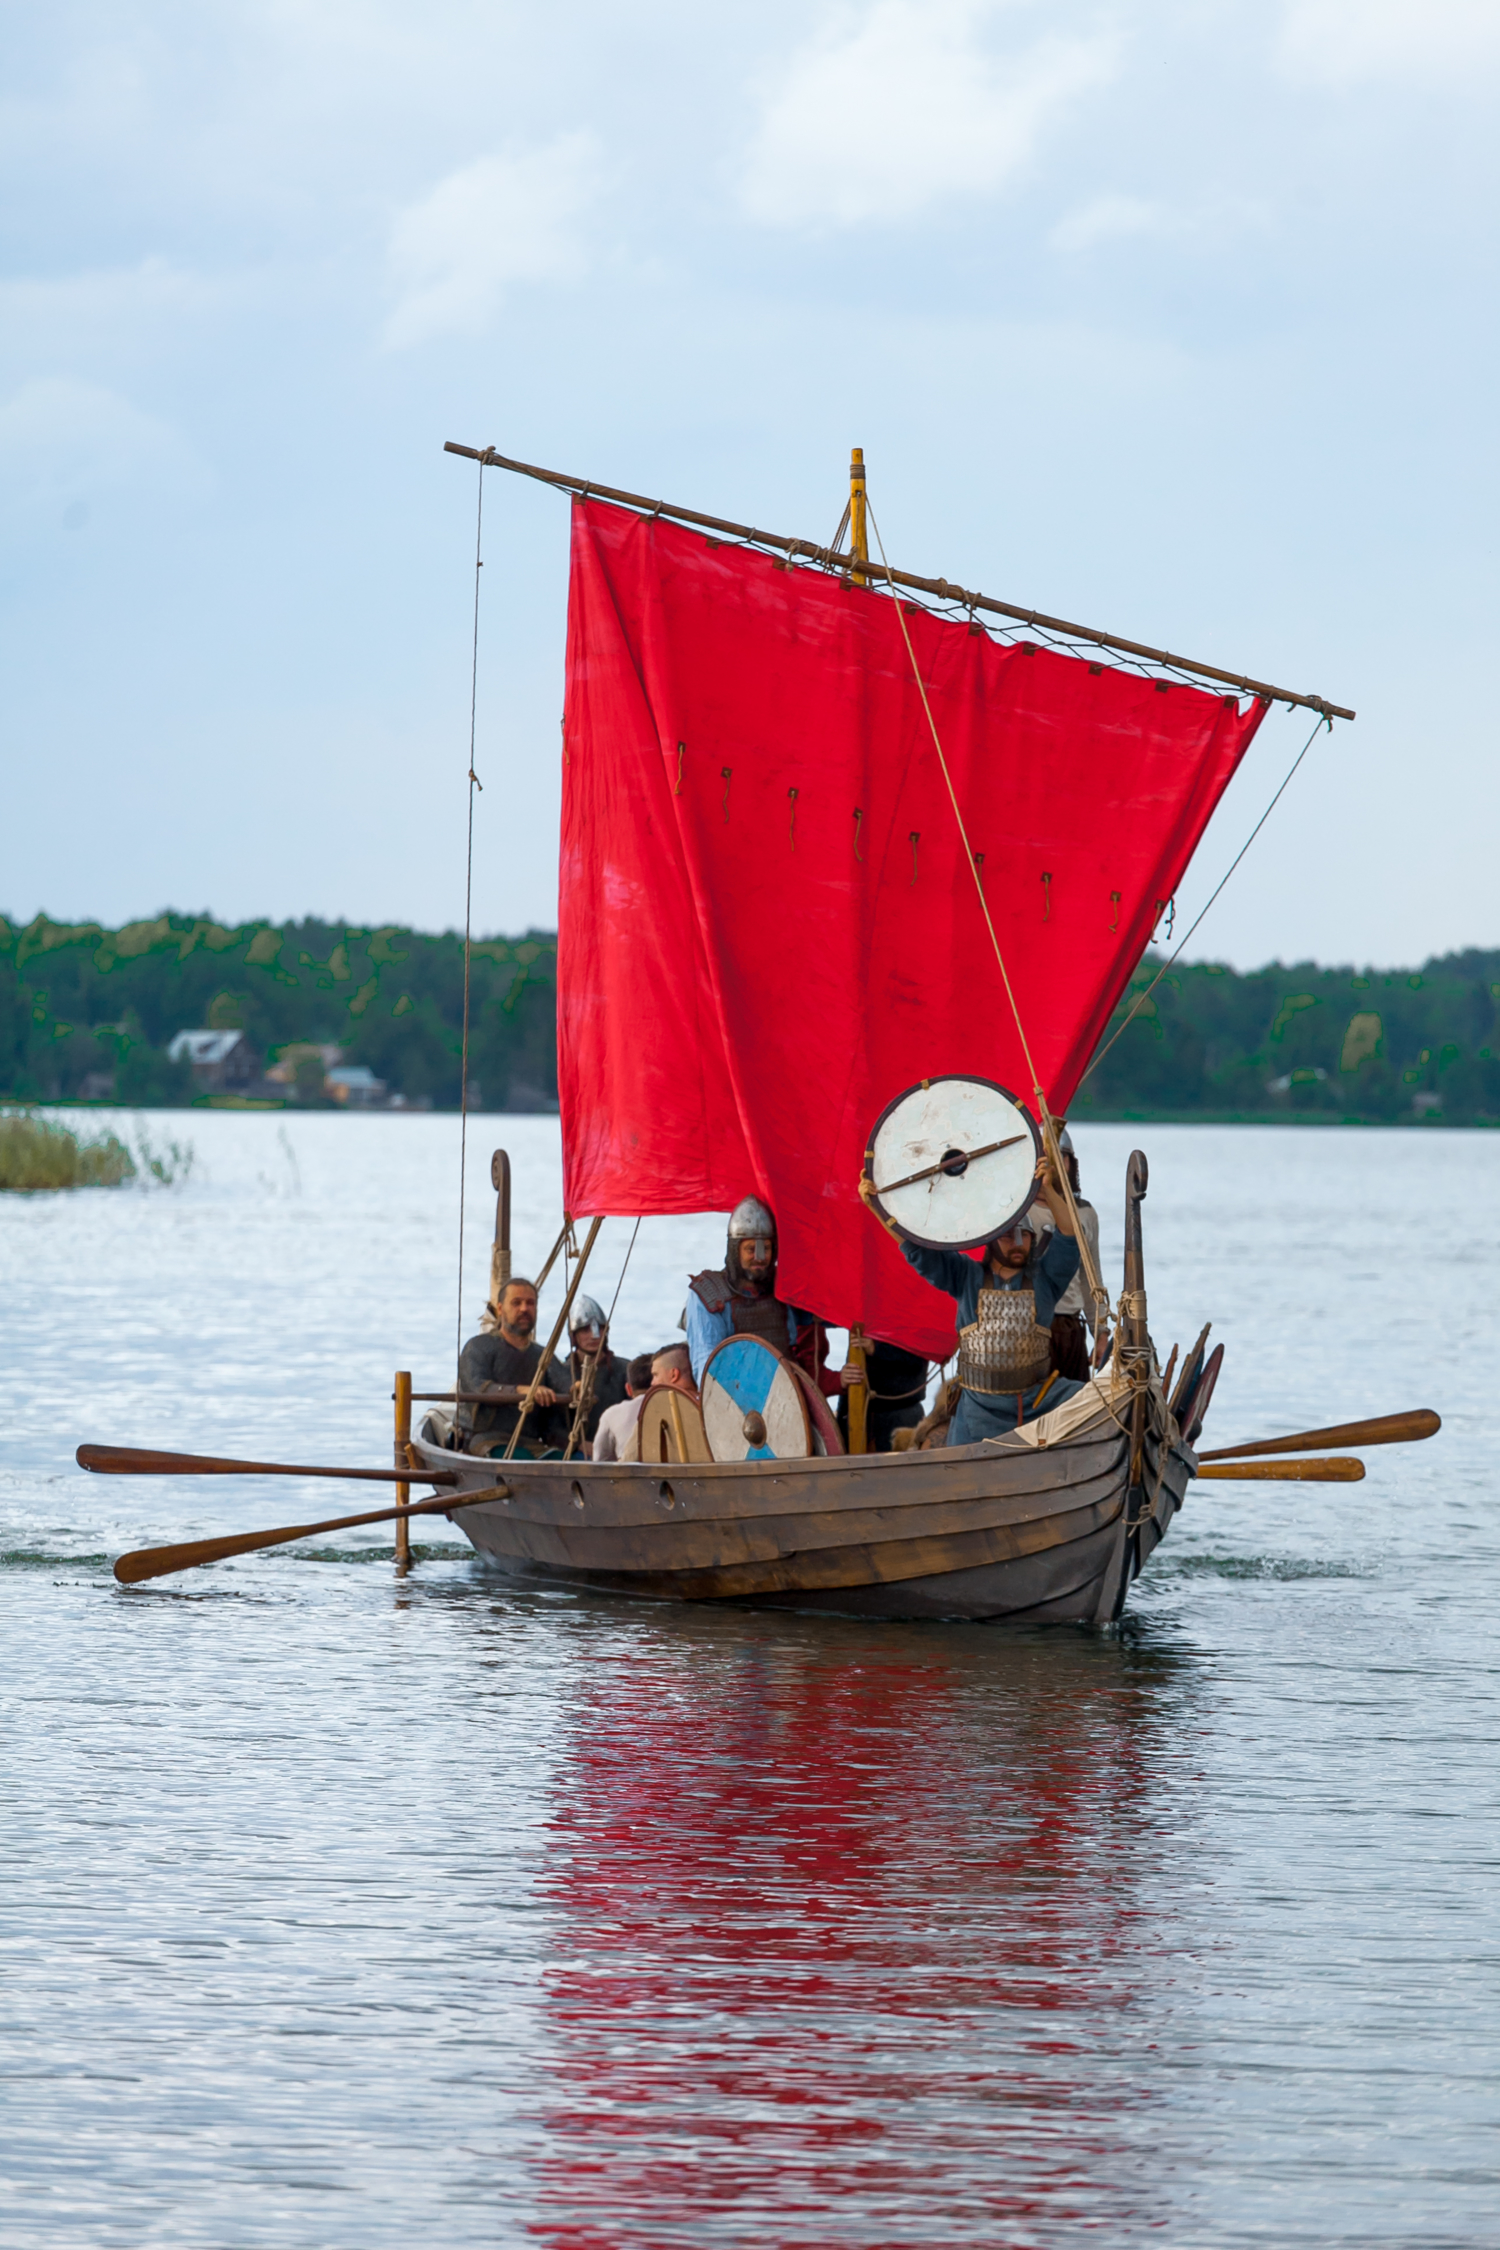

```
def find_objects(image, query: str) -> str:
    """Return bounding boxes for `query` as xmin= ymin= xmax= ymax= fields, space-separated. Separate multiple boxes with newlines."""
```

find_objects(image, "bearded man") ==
xmin=860 ymin=1157 xmax=1084 ymax=1442
xmin=456 ymin=1277 xmax=571 ymax=1458
xmin=686 ymin=1197 xmax=843 ymax=1395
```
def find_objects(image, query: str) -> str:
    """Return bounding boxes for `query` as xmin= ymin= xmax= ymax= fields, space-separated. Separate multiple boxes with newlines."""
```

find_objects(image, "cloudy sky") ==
xmin=3 ymin=0 xmax=1496 ymax=967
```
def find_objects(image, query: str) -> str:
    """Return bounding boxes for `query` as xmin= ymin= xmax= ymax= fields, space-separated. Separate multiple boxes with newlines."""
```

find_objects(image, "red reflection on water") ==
xmin=526 ymin=1627 xmax=1172 ymax=2245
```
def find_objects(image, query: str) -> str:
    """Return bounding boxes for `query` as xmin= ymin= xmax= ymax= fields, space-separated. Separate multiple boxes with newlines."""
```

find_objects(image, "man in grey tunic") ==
xmin=860 ymin=1157 xmax=1085 ymax=1443
xmin=456 ymin=1276 xmax=571 ymax=1457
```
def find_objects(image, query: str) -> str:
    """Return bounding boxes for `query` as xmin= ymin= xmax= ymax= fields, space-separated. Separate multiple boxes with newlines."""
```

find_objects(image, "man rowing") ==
xmin=859 ymin=1154 xmax=1084 ymax=1442
xmin=685 ymin=1195 xmax=843 ymax=1396
xmin=456 ymin=1276 xmax=571 ymax=1458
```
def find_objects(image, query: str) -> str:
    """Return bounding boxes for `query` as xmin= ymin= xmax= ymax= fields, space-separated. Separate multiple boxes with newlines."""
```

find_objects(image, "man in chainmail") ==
xmin=685 ymin=1196 xmax=843 ymax=1398
xmin=564 ymin=1294 xmax=630 ymax=1452
xmin=860 ymin=1156 xmax=1084 ymax=1442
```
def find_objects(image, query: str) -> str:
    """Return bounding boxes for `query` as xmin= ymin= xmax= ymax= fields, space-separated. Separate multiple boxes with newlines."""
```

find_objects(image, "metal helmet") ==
xmin=1058 ymin=1126 xmax=1076 ymax=1156
xmin=727 ymin=1196 xmax=775 ymax=1242
xmin=569 ymin=1293 xmax=607 ymax=1334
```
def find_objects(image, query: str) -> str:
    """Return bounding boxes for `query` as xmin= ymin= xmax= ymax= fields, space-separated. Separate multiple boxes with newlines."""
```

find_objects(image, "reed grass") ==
xmin=0 ymin=1111 xmax=137 ymax=1192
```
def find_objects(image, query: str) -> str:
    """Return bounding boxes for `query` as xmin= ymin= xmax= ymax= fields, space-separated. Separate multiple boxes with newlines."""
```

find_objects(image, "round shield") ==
xmin=866 ymin=1076 xmax=1039 ymax=1250
xmin=701 ymin=1335 xmax=813 ymax=1462
xmin=789 ymin=1361 xmax=844 ymax=1456
xmin=635 ymin=1386 xmax=713 ymax=1465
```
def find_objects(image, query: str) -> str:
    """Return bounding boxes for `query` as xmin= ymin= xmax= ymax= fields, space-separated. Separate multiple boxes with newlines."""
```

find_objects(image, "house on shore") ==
xmin=167 ymin=1029 xmax=259 ymax=1095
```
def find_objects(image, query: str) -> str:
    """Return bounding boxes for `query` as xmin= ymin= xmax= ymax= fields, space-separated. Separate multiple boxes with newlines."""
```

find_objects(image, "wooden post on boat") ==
xmin=848 ymin=1322 xmax=869 ymax=1454
xmin=1121 ymin=1152 xmax=1151 ymax=1541
xmin=489 ymin=1150 xmax=511 ymax=1310
xmin=850 ymin=448 xmax=868 ymax=584
xmin=393 ymin=1370 xmax=413 ymax=1569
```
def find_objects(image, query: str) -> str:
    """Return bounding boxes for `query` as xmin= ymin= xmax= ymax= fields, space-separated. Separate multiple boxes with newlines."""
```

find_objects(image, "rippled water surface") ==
xmin=3 ymin=1115 xmax=1496 ymax=2246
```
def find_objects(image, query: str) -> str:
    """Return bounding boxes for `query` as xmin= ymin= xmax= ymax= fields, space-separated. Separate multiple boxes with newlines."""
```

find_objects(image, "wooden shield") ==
xmin=701 ymin=1335 xmax=812 ymax=1462
xmin=867 ymin=1074 xmax=1039 ymax=1250
xmin=789 ymin=1362 xmax=844 ymax=1456
xmin=635 ymin=1386 xmax=713 ymax=1464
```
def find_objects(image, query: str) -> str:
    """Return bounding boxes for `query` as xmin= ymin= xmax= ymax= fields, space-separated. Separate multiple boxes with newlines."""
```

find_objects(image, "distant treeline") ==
xmin=1073 ymin=949 xmax=1500 ymax=1124
xmin=0 ymin=915 xmax=558 ymax=1111
xmin=4 ymin=913 xmax=1499 ymax=1123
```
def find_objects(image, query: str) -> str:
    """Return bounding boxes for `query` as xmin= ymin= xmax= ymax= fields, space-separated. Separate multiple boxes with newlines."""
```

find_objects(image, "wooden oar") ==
xmin=1197 ymin=1458 xmax=1364 ymax=1481
xmin=78 ymin=1444 xmax=459 ymax=1485
xmin=113 ymin=1484 xmax=508 ymax=1585
xmin=1197 ymin=1408 xmax=1440 ymax=1463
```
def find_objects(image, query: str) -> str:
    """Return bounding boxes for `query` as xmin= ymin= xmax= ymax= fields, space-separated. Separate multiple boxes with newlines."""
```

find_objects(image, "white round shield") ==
xmin=866 ymin=1076 xmax=1040 ymax=1250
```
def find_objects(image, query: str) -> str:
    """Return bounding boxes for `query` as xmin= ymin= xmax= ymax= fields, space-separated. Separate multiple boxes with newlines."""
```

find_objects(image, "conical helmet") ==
xmin=570 ymin=1293 xmax=607 ymax=1334
xmin=727 ymin=1196 xmax=775 ymax=1241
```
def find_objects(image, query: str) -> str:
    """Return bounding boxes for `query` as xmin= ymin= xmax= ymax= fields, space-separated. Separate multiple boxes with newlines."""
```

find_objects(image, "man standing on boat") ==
xmin=859 ymin=1157 xmax=1084 ymax=1442
xmin=456 ymin=1277 xmax=571 ymax=1458
xmin=686 ymin=1196 xmax=844 ymax=1395
xmin=1042 ymin=1128 xmax=1099 ymax=1381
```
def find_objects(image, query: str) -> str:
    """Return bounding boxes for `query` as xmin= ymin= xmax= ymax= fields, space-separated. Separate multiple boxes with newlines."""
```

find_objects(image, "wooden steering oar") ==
xmin=78 ymin=1444 xmax=460 ymax=1484
xmin=111 ymin=1484 xmax=509 ymax=1585
xmin=1196 ymin=1457 xmax=1364 ymax=1482
xmin=1198 ymin=1409 xmax=1440 ymax=1463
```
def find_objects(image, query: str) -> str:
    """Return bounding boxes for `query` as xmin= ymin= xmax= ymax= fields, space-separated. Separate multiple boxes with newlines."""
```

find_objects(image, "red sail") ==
xmin=559 ymin=499 xmax=1265 ymax=1360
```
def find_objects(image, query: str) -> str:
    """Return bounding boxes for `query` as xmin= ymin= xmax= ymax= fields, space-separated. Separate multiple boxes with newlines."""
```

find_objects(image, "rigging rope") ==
xmin=1081 ymin=708 xmax=1331 ymax=1084
xmin=455 ymin=459 xmax=486 ymax=1367
xmin=866 ymin=503 xmax=1110 ymax=1333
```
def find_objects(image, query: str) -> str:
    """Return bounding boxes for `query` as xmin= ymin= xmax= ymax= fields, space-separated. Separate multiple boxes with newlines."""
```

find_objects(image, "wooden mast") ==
xmin=845 ymin=448 xmax=871 ymax=1454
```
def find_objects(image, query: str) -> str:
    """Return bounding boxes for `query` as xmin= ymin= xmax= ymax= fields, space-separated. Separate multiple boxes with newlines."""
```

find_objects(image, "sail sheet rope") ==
xmin=1080 ymin=707 xmax=1332 ymax=1084
xmin=455 ymin=457 xmax=487 ymax=1364
xmin=866 ymin=502 xmax=1111 ymax=1338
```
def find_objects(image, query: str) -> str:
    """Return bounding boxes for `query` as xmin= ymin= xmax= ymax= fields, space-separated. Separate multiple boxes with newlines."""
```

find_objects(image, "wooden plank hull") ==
xmin=411 ymin=1388 xmax=1195 ymax=1625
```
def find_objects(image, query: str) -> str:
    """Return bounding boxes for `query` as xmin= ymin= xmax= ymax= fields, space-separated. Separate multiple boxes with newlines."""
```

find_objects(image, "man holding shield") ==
xmin=859 ymin=1154 xmax=1084 ymax=1443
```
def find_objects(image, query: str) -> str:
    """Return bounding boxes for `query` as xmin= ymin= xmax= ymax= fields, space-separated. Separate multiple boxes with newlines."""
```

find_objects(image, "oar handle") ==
xmin=78 ymin=1444 xmax=459 ymax=1485
xmin=1198 ymin=1408 xmax=1439 ymax=1463
xmin=1196 ymin=1457 xmax=1365 ymax=1481
xmin=112 ymin=1485 xmax=507 ymax=1585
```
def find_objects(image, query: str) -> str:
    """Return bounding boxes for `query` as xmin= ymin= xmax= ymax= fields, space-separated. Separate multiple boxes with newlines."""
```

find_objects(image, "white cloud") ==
xmin=1050 ymin=193 xmax=1164 ymax=252
xmin=382 ymin=134 xmax=602 ymax=349
xmin=0 ymin=376 xmax=210 ymax=528
xmin=740 ymin=0 xmax=1117 ymax=228
xmin=1278 ymin=0 xmax=1500 ymax=84
xmin=1049 ymin=191 xmax=1270 ymax=254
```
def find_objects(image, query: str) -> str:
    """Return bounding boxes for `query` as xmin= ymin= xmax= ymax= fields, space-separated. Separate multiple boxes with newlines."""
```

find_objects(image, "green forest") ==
xmin=3 ymin=911 xmax=1499 ymax=1124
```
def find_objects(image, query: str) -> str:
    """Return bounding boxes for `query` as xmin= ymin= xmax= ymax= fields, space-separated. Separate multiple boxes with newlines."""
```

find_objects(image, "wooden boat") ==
xmin=410 ymin=1391 xmax=1191 ymax=1625
xmin=408 ymin=1151 xmax=1220 ymax=1624
xmin=388 ymin=443 xmax=1349 ymax=1626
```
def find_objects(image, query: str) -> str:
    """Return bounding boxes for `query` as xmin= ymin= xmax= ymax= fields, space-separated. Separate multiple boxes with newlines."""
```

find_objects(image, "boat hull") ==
xmin=410 ymin=1388 xmax=1194 ymax=1625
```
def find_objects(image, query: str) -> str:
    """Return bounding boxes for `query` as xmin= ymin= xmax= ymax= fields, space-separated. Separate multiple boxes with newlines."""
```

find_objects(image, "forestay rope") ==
xmin=1080 ymin=708 xmax=1332 ymax=1083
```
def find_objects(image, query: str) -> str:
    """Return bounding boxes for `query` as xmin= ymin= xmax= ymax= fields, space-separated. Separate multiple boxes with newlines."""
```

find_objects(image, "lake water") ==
xmin=3 ymin=1114 xmax=1496 ymax=2247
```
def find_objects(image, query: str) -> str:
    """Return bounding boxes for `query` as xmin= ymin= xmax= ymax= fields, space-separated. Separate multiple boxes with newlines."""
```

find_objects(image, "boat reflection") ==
xmin=526 ymin=1614 xmax=1192 ymax=2242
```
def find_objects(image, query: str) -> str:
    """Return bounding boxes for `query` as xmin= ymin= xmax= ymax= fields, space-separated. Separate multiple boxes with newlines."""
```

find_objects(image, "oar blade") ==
xmin=115 ymin=1523 xmax=317 ymax=1583
xmin=112 ymin=1484 xmax=506 ymax=1584
xmin=1197 ymin=1456 xmax=1366 ymax=1482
